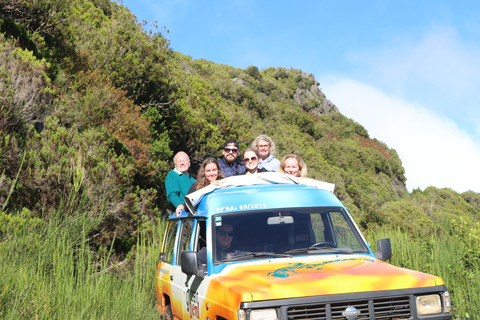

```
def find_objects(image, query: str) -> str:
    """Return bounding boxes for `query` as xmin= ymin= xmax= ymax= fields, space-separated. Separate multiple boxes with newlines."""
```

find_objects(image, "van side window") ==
xmin=177 ymin=220 xmax=194 ymax=265
xmin=162 ymin=220 xmax=179 ymax=263
xmin=196 ymin=220 xmax=207 ymax=252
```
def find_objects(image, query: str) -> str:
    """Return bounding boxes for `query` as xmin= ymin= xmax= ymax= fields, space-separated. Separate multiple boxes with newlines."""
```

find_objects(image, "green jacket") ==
xmin=165 ymin=169 xmax=196 ymax=208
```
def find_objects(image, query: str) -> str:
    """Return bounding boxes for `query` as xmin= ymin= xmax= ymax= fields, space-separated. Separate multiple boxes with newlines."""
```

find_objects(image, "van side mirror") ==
xmin=374 ymin=238 xmax=392 ymax=261
xmin=181 ymin=252 xmax=198 ymax=276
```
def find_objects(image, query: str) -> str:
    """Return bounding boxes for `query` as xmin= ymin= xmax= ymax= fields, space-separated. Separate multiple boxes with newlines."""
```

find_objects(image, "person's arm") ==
xmin=196 ymin=247 xmax=207 ymax=265
xmin=165 ymin=172 xmax=183 ymax=208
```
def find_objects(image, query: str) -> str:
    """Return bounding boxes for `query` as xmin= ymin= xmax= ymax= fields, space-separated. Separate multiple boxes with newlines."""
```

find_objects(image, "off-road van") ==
xmin=155 ymin=173 xmax=452 ymax=320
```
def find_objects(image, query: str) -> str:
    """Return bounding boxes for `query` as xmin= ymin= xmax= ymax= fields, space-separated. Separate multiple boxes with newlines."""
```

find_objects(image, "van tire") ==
xmin=163 ymin=305 xmax=173 ymax=320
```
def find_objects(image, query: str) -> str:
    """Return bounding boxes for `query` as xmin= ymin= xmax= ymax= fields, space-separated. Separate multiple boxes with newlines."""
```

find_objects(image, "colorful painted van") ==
xmin=156 ymin=172 xmax=452 ymax=320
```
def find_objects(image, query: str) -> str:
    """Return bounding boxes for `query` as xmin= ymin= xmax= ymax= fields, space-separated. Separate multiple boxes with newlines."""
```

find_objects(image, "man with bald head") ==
xmin=165 ymin=151 xmax=196 ymax=215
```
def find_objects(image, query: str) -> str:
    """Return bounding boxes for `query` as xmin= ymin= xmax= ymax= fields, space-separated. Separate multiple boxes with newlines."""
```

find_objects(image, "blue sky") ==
xmin=119 ymin=0 xmax=480 ymax=193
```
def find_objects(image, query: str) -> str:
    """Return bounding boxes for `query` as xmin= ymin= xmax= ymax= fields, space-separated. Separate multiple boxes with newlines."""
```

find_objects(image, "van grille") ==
xmin=287 ymin=296 xmax=410 ymax=320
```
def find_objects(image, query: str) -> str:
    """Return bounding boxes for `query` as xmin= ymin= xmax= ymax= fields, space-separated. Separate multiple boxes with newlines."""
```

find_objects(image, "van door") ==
xmin=169 ymin=219 xmax=211 ymax=320
xmin=170 ymin=219 xmax=193 ymax=319
xmin=182 ymin=220 xmax=209 ymax=319
xmin=156 ymin=220 xmax=178 ymax=312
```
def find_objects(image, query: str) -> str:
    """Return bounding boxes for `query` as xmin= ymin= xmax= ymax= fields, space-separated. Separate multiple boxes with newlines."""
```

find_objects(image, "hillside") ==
xmin=1 ymin=0 xmax=479 ymax=252
xmin=1 ymin=0 xmax=480 ymax=318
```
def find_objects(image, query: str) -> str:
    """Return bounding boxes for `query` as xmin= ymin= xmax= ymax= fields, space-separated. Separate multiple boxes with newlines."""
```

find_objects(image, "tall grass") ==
xmin=0 ymin=204 xmax=166 ymax=319
xmin=3 ymin=200 xmax=479 ymax=319
xmin=365 ymin=227 xmax=480 ymax=320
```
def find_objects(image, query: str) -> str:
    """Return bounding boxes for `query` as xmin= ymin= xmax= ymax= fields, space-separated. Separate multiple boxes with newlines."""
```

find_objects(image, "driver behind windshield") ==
xmin=197 ymin=223 xmax=237 ymax=265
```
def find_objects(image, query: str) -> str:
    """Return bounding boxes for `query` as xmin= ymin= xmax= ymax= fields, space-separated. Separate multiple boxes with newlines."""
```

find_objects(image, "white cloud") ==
xmin=346 ymin=27 xmax=480 ymax=144
xmin=320 ymin=76 xmax=480 ymax=194
xmin=350 ymin=27 xmax=480 ymax=98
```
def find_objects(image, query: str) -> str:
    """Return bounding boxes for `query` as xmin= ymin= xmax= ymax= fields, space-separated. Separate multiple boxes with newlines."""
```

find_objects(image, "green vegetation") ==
xmin=1 ymin=0 xmax=479 ymax=318
xmin=366 ymin=219 xmax=480 ymax=319
xmin=0 ymin=200 xmax=164 ymax=319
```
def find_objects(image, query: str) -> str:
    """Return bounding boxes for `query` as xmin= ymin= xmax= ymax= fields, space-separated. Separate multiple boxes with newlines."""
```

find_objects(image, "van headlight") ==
xmin=416 ymin=294 xmax=442 ymax=315
xmin=250 ymin=309 xmax=278 ymax=320
xmin=238 ymin=309 xmax=278 ymax=320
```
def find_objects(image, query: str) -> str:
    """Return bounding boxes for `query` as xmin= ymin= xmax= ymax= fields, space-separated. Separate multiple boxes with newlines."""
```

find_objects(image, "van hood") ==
xmin=207 ymin=255 xmax=444 ymax=302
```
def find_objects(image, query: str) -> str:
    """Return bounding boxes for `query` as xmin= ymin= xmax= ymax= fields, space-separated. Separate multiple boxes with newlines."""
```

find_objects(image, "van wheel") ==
xmin=163 ymin=305 xmax=173 ymax=320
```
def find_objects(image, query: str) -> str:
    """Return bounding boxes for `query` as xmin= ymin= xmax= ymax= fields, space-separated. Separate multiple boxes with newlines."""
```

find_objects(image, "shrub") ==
xmin=0 ymin=208 xmax=43 ymax=237
xmin=245 ymin=65 xmax=261 ymax=80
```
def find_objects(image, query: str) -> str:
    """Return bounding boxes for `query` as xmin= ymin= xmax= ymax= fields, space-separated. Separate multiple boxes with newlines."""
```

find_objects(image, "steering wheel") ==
xmin=310 ymin=241 xmax=337 ymax=248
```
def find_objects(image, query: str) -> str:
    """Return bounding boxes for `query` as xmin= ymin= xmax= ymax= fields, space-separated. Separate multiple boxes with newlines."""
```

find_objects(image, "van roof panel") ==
xmin=172 ymin=173 xmax=340 ymax=219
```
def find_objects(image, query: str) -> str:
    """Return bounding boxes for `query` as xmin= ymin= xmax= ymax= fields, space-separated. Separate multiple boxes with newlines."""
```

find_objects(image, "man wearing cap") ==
xmin=165 ymin=151 xmax=196 ymax=215
xmin=218 ymin=139 xmax=246 ymax=177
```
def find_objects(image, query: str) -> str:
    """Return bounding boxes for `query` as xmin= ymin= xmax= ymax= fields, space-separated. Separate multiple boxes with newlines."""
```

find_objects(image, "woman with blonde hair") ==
xmin=251 ymin=134 xmax=280 ymax=171
xmin=188 ymin=157 xmax=225 ymax=193
xmin=278 ymin=154 xmax=308 ymax=177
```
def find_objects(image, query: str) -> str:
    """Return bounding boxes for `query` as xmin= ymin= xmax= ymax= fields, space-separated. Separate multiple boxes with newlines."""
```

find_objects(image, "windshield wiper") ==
xmin=222 ymin=251 xmax=292 ymax=262
xmin=285 ymin=247 xmax=354 ymax=254
xmin=251 ymin=252 xmax=293 ymax=258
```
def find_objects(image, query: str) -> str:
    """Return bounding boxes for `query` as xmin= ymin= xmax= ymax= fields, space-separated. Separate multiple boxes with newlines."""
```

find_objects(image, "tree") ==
xmin=246 ymin=65 xmax=261 ymax=80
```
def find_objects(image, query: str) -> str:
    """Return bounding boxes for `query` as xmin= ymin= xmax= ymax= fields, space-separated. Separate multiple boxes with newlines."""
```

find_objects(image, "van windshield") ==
xmin=212 ymin=208 xmax=369 ymax=263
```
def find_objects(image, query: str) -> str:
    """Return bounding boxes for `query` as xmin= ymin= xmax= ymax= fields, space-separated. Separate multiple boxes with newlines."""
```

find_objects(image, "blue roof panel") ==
xmin=193 ymin=184 xmax=343 ymax=217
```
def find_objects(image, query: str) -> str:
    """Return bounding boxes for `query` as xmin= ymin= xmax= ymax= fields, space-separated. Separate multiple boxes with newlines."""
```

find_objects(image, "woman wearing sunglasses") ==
xmin=242 ymin=148 xmax=269 ymax=175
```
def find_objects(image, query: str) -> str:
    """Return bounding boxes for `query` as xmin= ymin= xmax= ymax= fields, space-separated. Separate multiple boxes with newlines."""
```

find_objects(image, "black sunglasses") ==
xmin=224 ymin=148 xmax=238 ymax=154
xmin=217 ymin=230 xmax=233 ymax=237
xmin=243 ymin=156 xmax=258 ymax=163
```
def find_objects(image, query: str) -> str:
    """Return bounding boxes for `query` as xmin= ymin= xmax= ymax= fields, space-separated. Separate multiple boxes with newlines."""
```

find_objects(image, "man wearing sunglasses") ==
xmin=215 ymin=224 xmax=236 ymax=261
xmin=197 ymin=223 xmax=237 ymax=265
xmin=218 ymin=139 xmax=246 ymax=177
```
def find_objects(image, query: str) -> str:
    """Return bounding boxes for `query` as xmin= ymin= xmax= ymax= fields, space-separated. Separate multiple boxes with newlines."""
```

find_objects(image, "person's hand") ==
xmin=175 ymin=204 xmax=184 ymax=216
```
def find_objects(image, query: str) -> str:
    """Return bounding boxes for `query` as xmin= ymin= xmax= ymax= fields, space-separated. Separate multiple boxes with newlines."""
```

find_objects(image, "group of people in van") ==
xmin=164 ymin=134 xmax=308 ymax=215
